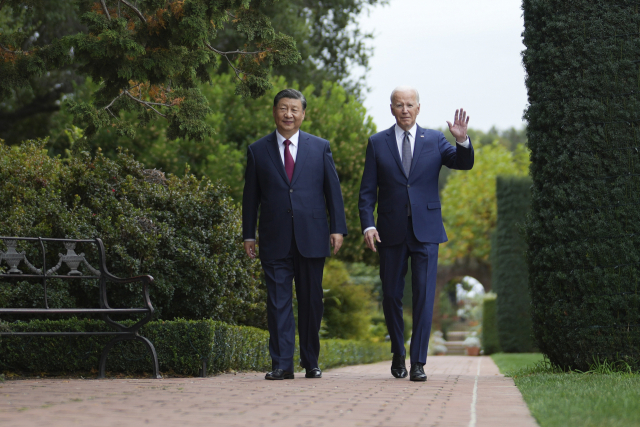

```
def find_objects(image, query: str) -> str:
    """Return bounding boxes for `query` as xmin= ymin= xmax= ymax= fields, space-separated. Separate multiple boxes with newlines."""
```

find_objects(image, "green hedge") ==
xmin=482 ymin=293 xmax=501 ymax=355
xmin=0 ymin=318 xmax=391 ymax=376
xmin=522 ymin=0 xmax=640 ymax=370
xmin=494 ymin=176 xmax=536 ymax=353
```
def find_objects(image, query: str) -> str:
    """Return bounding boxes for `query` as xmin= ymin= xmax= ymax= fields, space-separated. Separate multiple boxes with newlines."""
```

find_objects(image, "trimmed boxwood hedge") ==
xmin=0 ymin=318 xmax=391 ymax=376
xmin=494 ymin=176 xmax=536 ymax=353
xmin=482 ymin=293 xmax=501 ymax=355
xmin=523 ymin=0 xmax=640 ymax=370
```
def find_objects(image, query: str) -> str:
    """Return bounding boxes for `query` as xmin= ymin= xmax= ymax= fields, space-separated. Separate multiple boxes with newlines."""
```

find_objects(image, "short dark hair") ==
xmin=273 ymin=89 xmax=307 ymax=110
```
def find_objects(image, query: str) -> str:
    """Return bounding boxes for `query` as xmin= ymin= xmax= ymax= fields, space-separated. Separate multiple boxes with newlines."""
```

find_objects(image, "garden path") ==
xmin=0 ymin=355 xmax=537 ymax=427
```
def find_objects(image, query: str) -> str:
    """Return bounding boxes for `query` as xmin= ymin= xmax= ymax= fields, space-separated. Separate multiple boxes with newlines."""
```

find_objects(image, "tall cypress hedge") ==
xmin=523 ymin=0 xmax=640 ymax=369
xmin=494 ymin=176 xmax=536 ymax=353
xmin=482 ymin=293 xmax=501 ymax=355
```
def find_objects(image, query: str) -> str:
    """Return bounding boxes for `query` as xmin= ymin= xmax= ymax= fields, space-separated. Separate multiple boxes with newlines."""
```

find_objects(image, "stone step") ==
xmin=444 ymin=340 xmax=467 ymax=355
xmin=446 ymin=331 xmax=471 ymax=340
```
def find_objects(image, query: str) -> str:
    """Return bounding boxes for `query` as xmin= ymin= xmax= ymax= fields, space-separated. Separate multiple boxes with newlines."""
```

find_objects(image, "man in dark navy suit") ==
xmin=243 ymin=89 xmax=348 ymax=380
xmin=359 ymin=86 xmax=474 ymax=381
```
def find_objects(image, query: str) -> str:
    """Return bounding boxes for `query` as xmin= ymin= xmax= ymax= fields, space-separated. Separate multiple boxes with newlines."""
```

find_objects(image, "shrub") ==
xmin=0 ymin=318 xmax=391 ymax=376
xmin=0 ymin=140 xmax=265 ymax=326
xmin=522 ymin=0 xmax=640 ymax=369
xmin=482 ymin=293 xmax=501 ymax=355
xmin=494 ymin=176 xmax=536 ymax=352
xmin=322 ymin=259 xmax=374 ymax=340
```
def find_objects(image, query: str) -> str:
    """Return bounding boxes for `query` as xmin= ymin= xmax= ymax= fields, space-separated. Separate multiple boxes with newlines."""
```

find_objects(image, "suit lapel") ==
xmin=265 ymin=131 xmax=290 ymax=184
xmin=409 ymin=125 xmax=426 ymax=175
xmin=384 ymin=125 xmax=407 ymax=178
xmin=290 ymin=131 xmax=309 ymax=186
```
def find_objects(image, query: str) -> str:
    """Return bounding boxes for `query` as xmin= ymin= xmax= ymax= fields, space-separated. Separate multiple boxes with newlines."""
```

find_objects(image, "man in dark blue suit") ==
xmin=359 ymin=86 xmax=474 ymax=381
xmin=243 ymin=89 xmax=348 ymax=380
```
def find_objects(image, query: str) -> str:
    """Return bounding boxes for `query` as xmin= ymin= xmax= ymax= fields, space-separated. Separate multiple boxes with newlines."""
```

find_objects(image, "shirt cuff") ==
xmin=363 ymin=226 xmax=376 ymax=235
xmin=456 ymin=137 xmax=470 ymax=148
xmin=244 ymin=239 xmax=256 ymax=242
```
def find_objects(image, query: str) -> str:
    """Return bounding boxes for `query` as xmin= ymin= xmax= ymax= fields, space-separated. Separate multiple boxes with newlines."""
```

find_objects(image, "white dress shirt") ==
xmin=363 ymin=124 xmax=470 ymax=235
xmin=395 ymin=123 xmax=417 ymax=160
xmin=276 ymin=130 xmax=299 ymax=163
xmin=245 ymin=130 xmax=300 ymax=242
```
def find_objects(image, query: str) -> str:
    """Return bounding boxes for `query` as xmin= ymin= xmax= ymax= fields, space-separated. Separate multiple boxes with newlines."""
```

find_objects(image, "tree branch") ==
xmin=119 ymin=0 xmax=147 ymax=23
xmin=100 ymin=0 xmax=111 ymax=21
xmin=104 ymin=90 xmax=127 ymax=110
xmin=204 ymin=43 xmax=264 ymax=82
xmin=0 ymin=43 xmax=28 ymax=54
xmin=0 ymin=0 xmax=8 ymax=13
xmin=205 ymin=45 xmax=265 ymax=56
xmin=123 ymin=90 xmax=168 ymax=118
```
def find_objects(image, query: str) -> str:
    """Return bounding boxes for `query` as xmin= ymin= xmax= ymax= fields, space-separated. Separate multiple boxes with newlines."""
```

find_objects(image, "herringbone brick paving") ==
xmin=0 ymin=356 xmax=537 ymax=426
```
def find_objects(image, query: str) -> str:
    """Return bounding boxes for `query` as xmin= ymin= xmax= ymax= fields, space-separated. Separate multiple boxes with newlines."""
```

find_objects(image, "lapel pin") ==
xmin=420 ymin=135 xmax=424 ymax=138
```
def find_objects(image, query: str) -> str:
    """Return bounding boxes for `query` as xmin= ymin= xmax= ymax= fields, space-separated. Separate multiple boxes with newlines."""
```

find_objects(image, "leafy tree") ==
xmin=0 ymin=0 xmax=300 ymax=142
xmin=215 ymin=0 xmax=384 ymax=97
xmin=0 ymin=0 xmax=85 ymax=143
xmin=0 ymin=0 xmax=383 ymax=144
xmin=439 ymin=141 xmax=530 ymax=266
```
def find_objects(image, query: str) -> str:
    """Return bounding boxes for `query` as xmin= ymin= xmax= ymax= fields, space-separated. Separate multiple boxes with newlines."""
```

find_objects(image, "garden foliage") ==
xmin=482 ymin=292 xmax=501 ymax=355
xmin=523 ymin=0 xmax=640 ymax=370
xmin=493 ymin=176 xmax=536 ymax=353
xmin=0 ymin=318 xmax=391 ymax=375
xmin=0 ymin=0 xmax=300 ymax=141
xmin=440 ymin=142 xmax=529 ymax=266
xmin=0 ymin=140 xmax=265 ymax=326
xmin=321 ymin=259 xmax=375 ymax=340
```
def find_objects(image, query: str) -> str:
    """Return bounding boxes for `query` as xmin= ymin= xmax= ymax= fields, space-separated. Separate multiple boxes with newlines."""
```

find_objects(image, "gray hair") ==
xmin=274 ymin=88 xmax=307 ymax=110
xmin=390 ymin=86 xmax=420 ymax=103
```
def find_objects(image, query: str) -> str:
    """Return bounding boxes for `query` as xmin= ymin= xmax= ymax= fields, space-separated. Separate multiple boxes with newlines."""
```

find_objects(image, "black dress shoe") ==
xmin=391 ymin=354 xmax=408 ymax=378
xmin=305 ymin=367 xmax=322 ymax=378
xmin=265 ymin=369 xmax=294 ymax=380
xmin=410 ymin=363 xmax=427 ymax=382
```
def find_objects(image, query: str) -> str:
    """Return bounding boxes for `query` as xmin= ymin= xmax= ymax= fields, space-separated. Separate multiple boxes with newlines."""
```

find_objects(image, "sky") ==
xmin=354 ymin=0 xmax=528 ymax=133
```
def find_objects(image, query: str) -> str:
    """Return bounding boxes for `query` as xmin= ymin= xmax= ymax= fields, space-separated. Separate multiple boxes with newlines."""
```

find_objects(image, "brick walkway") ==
xmin=0 ymin=356 xmax=537 ymax=427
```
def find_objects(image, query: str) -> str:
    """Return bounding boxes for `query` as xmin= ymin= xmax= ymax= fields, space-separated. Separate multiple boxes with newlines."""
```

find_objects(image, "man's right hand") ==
xmin=244 ymin=241 xmax=257 ymax=259
xmin=364 ymin=229 xmax=381 ymax=252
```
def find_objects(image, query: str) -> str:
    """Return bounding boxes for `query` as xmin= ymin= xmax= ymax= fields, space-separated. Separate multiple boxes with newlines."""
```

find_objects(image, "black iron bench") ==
xmin=0 ymin=237 xmax=161 ymax=379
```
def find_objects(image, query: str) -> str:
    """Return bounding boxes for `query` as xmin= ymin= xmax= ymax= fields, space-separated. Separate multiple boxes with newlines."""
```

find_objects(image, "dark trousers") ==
xmin=260 ymin=236 xmax=325 ymax=373
xmin=378 ymin=216 xmax=439 ymax=365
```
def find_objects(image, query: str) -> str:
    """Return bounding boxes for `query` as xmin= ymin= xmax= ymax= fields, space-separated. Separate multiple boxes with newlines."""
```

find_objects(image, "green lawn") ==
xmin=491 ymin=352 xmax=544 ymax=374
xmin=492 ymin=353 xmax=640 ymax=427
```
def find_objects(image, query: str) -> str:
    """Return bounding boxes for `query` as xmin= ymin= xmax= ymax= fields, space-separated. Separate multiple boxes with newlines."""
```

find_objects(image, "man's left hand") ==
xmin=330 ymin=233 xmax=344 ymax=255
xmin=446 ymin=108 xmax=470 ymax=143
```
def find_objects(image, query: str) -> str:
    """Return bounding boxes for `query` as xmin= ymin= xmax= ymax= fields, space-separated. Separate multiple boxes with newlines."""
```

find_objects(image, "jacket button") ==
xmin=407 ymin=185 xmax=410 ymax=188
xmin=290 ymin=189 xmax=293 ymax=193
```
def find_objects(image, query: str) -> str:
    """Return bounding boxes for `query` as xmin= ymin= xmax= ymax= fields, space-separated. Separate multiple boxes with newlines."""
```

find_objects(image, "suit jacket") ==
xmin=243 ymin=130 xmax=348 ymax=260
xmin=358 ymin=124 xmax=474 ymax=247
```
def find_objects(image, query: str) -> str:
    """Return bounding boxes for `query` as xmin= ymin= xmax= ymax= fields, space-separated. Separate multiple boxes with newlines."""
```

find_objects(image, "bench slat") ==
xmin=0 ymin=308 xmax=150 ymax=314
xmin=0 ymin=274 xmax=100 ymax=279
xmin=0 ymin=332 xmax=132 ymax=336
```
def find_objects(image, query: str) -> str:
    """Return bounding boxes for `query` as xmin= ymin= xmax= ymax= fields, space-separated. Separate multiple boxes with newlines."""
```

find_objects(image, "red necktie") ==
xmin=284 ymin=139 xmax=295 ymax=182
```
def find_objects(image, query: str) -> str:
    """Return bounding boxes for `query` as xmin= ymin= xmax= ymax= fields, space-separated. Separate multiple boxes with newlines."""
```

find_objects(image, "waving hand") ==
xmin=446 ymin=108 xmax=470 ymax=143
